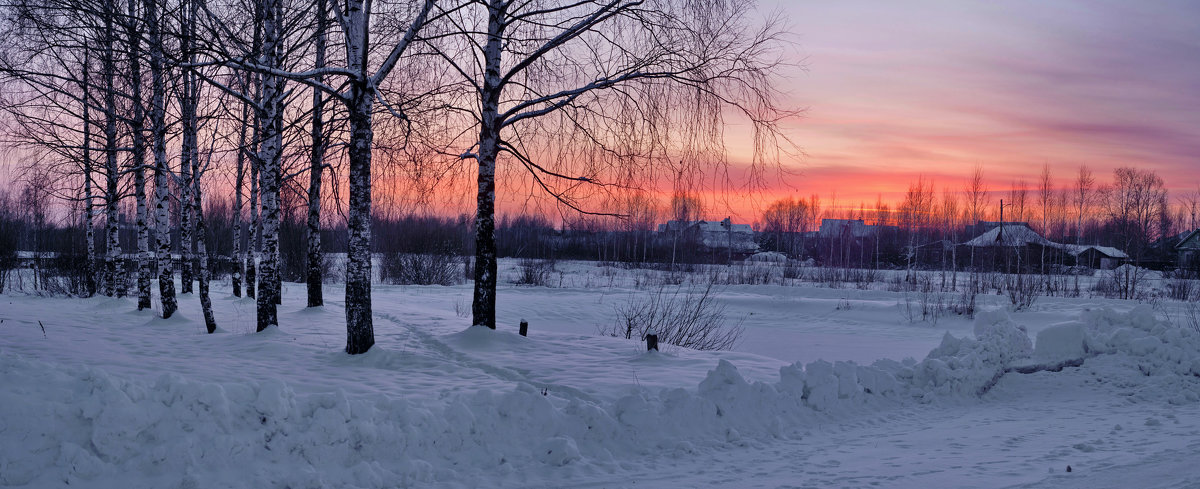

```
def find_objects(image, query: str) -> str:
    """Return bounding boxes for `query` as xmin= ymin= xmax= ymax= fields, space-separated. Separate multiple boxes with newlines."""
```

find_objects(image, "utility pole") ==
xmin=723 ymin=217 xmax=732 ymax=264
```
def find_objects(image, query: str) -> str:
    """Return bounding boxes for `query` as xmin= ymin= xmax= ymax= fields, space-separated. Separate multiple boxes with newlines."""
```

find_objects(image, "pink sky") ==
xmin=708 ymin=0 xmax=1200 ymax=221
xmin=4 ymin=1 xmax=1198 ymax=227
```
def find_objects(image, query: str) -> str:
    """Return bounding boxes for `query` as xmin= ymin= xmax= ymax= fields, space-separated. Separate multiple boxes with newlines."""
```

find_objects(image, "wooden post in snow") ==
xmin=646 ymin=332 xmax=658 ymax=351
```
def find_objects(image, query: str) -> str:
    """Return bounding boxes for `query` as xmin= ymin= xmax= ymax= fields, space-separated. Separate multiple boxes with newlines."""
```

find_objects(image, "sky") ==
xmin=3 ymin=1 xmax=1199 ymax=226
xmin=739 ymin=0 xmax=1200 ymax=218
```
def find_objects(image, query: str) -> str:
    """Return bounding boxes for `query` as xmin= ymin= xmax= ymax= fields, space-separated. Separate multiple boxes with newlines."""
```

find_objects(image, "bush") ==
xmin=599 ymin=279 xmax=744 ymax=351
xmin=1166 ymin=277 xmax=1196 ymax=302
xmin=1005 ymin=273 xmax=1039 ymax=311
xmin=513 ymin=258 xmax=556 ymax=286
xmin=379 ymin=251 xmax=463 ymax=286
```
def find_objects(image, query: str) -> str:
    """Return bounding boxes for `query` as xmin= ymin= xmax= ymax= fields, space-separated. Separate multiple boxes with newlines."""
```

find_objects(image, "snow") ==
xmin=2 ymin=261 xmax=1199 ymax=488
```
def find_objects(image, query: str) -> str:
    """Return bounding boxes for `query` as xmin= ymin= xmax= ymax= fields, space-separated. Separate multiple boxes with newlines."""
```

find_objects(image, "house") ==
xmin=914 ymin=240 xmax=956 ymax=268
xmin=818 ymin=219 xmax=876 ymax=239
xmin=1061 ymin=244 xmax=1128 ymax=270
xmin=956 ymin=224 xmax=1073 ymax=272
xmin=962 ymin=224 xmax=1055 ymax=248
xmin=656 ymin=219 xmax=759 ymax=254
xmin=1177 ymin=229 xmax=1200 ymax=271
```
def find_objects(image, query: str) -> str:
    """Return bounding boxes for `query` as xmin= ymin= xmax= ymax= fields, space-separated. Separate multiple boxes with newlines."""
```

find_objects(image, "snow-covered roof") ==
xmin=1177 ymin=229 xmax=1200 ymax=250
xmin=1060 ymin=244 xmax=1129 ymax=259
xmin=695 ymin=220 xmax=754 ymax=234
xmin=962 ymin=225 xmax=1054 ymax=247
xmin=818 ymin=219 xmax=876 ymax=238
xmin=657 ymin=220 xmax=753 ymax=234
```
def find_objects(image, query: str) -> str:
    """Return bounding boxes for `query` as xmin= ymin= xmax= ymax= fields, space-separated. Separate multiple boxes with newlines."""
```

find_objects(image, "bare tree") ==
xmin=1179 ymin=185 xmax=1200 ymax=232
xmin=435 ymin=0 xmax=793 ymax=329
xmin=100 ymin=0 xmax=123 ymax=297
xmin=231 ymin=73 xmax=249 ymax=298
xmin=965 ymin=165 xmax=989 ymax=226
xmin=1037 ymin=163 xmax=1052 ymax=274
xmin=1073 ymin=164 xmax=1094 ymax=244
xmin=124 ymin=0 xmax=153 ymax=310
xmin=196 ymin=0 xmax=440 ymax=349
xmin=305 ymin=0 xmax=327 ymax=308
xmin=147 ymin=0 xmax=177 ymax=318
xmin=1102 ymin=167 xmax=1167 ymax=261
xmin=963 ymin=165 xmax=989 ymax=270
xmin=1009 ymin=179 xmax=1028 ymax=225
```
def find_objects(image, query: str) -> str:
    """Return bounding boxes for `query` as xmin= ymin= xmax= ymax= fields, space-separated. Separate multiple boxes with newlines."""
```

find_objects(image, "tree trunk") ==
xmin=126 ymin=0 xmax=153 ymax=311
xmin=343 ymin=0 xmax=374 ymax=354
xmin=178 ymin=0 xmax=197 ymax=295
xmin=232 ymin=91 xmax=246 ymax=298
xmin=178 ymin=111 xmax=194 ymax=293
xmin=102 ymin=1 xmax=122 ymax=298
xmin=193 ymin=129 xmax=217 ymax=333
xmin=81 ymin=50 xmax=96 ymax=298
xmin=471 ymin=0 xmax=505 ymax=329
xmin=247 ymin=145 xmax=259 ymax=299
xmin=344 ymin=93 xmax=374 ymax=353
xmin=148 ymin=0 xmax=176 ymax=318
xmin=306 ymin=0 xmax=326 ymax=308
xmin=255 ymin=0 xmax=284 ymax=331
xmin=196 ymin=193 xmax=216 ymax=333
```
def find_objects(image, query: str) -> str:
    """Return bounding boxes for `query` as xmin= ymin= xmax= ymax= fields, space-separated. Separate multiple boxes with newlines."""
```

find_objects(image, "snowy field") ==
xmin=2 ymin=260 xmax=1200 ymax=488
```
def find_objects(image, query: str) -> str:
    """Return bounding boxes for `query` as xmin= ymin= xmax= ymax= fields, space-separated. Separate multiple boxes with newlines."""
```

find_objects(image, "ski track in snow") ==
xmin=2 ymin=262 xmax=1200 ymax=488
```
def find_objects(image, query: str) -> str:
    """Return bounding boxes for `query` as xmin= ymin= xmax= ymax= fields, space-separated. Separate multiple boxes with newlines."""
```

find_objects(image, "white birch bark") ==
xmin=126 ymin=0 xmax=153 ymax=310
xmin=81 ymin=50 xmax=97 ymax=298
xmin=341 ymin=0 xmax=374 ymax=353
xmin=255 ymin=0 xmax=284 ymax=331
xmin=470 ymin=0 xmax=506 ymax=329
xmin=233 ymin=89 xmax=247 ymax=298
xmin=148 ymin=0 xmax=176 ymax=318
xmin=102 ymin=0 xmax=122 ymax=298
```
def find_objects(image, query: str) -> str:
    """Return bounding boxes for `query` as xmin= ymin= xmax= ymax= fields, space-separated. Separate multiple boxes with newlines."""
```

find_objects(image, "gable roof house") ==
xmin=656 ymin=219 xmax=759 ymax=255
xmin=1062 ymin=245 xmax=1129 ymax=270
xmin=1177 ymin=229 xmax=1200 ymax=272
xmin=818 ymin=219 xmax=877 ymax=239
xmin=962 ymin=224 xmax=1055 ymax=248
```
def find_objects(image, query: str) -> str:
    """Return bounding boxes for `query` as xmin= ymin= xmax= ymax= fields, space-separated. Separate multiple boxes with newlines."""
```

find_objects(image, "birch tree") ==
xmin=124 ymin=0 xmax=154 ymax=310
xmin=433 ymin=0 xmax=792 ymax=329
xmin=1073 ymin=165 xmax=1094 ymax=244
xmin=148 ymin=0 xmax=177 ymax=317
xmin=197 ymin=0 xmax=439 ymax=347
xmin=305 ymin=0 xmax=327 ymax=308
xmin=0 ymin=0 xmax=102 ymax=296
xmin=100 ymin=0 xmax=123 ymax=297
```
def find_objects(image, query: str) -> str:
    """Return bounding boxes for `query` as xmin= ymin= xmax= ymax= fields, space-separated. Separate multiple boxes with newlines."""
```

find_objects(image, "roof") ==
xmin=818 ymin=219 xmax=876 ymax=238
xmin=657 ymin=220 xmax=753 ymax=234
xmin=1061 ymin=244 xmax=1129 ymax=259
xmin=962 ymin=225 xmax=1055 ymax=247
xmin=1177 ymin=229 xmax=1200 ymax=250
xmin=695 ymin=220 xmax=754 ymax=234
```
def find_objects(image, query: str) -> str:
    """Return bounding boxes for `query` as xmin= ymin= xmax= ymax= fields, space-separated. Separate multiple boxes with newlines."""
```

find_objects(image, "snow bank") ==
xmin=4 ymin=303 xmax=1199 ymax=487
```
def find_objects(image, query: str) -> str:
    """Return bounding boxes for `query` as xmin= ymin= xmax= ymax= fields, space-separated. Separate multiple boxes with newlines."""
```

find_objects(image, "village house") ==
xmin=656 ymin=219 xmax=759 ymax=255
xmin=1177 ymin=229 xmax=1200 ymax=272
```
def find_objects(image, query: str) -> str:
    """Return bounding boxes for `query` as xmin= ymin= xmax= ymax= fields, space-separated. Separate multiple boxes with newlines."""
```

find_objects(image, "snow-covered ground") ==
xmin=2 ymin=260 xmax=1199 ymax=488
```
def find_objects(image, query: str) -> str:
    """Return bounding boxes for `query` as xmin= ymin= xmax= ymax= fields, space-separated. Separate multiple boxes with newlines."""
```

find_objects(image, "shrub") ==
xmin=379 ymin=251 xmax=463 ymax=286
xmin=599 ymin=279 xmax=744 ymax=351
xmin=513 ymin=258 xmax=556 ymax=286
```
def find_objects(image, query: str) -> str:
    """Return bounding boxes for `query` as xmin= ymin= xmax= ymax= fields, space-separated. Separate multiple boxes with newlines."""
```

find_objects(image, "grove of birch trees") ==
xmin=0 ymin=0 xmax=793 ymax=354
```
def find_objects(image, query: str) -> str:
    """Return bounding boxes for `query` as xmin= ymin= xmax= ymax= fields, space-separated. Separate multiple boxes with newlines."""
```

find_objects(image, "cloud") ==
xmin=770 ymin=0 xmax=1200 ymax=202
